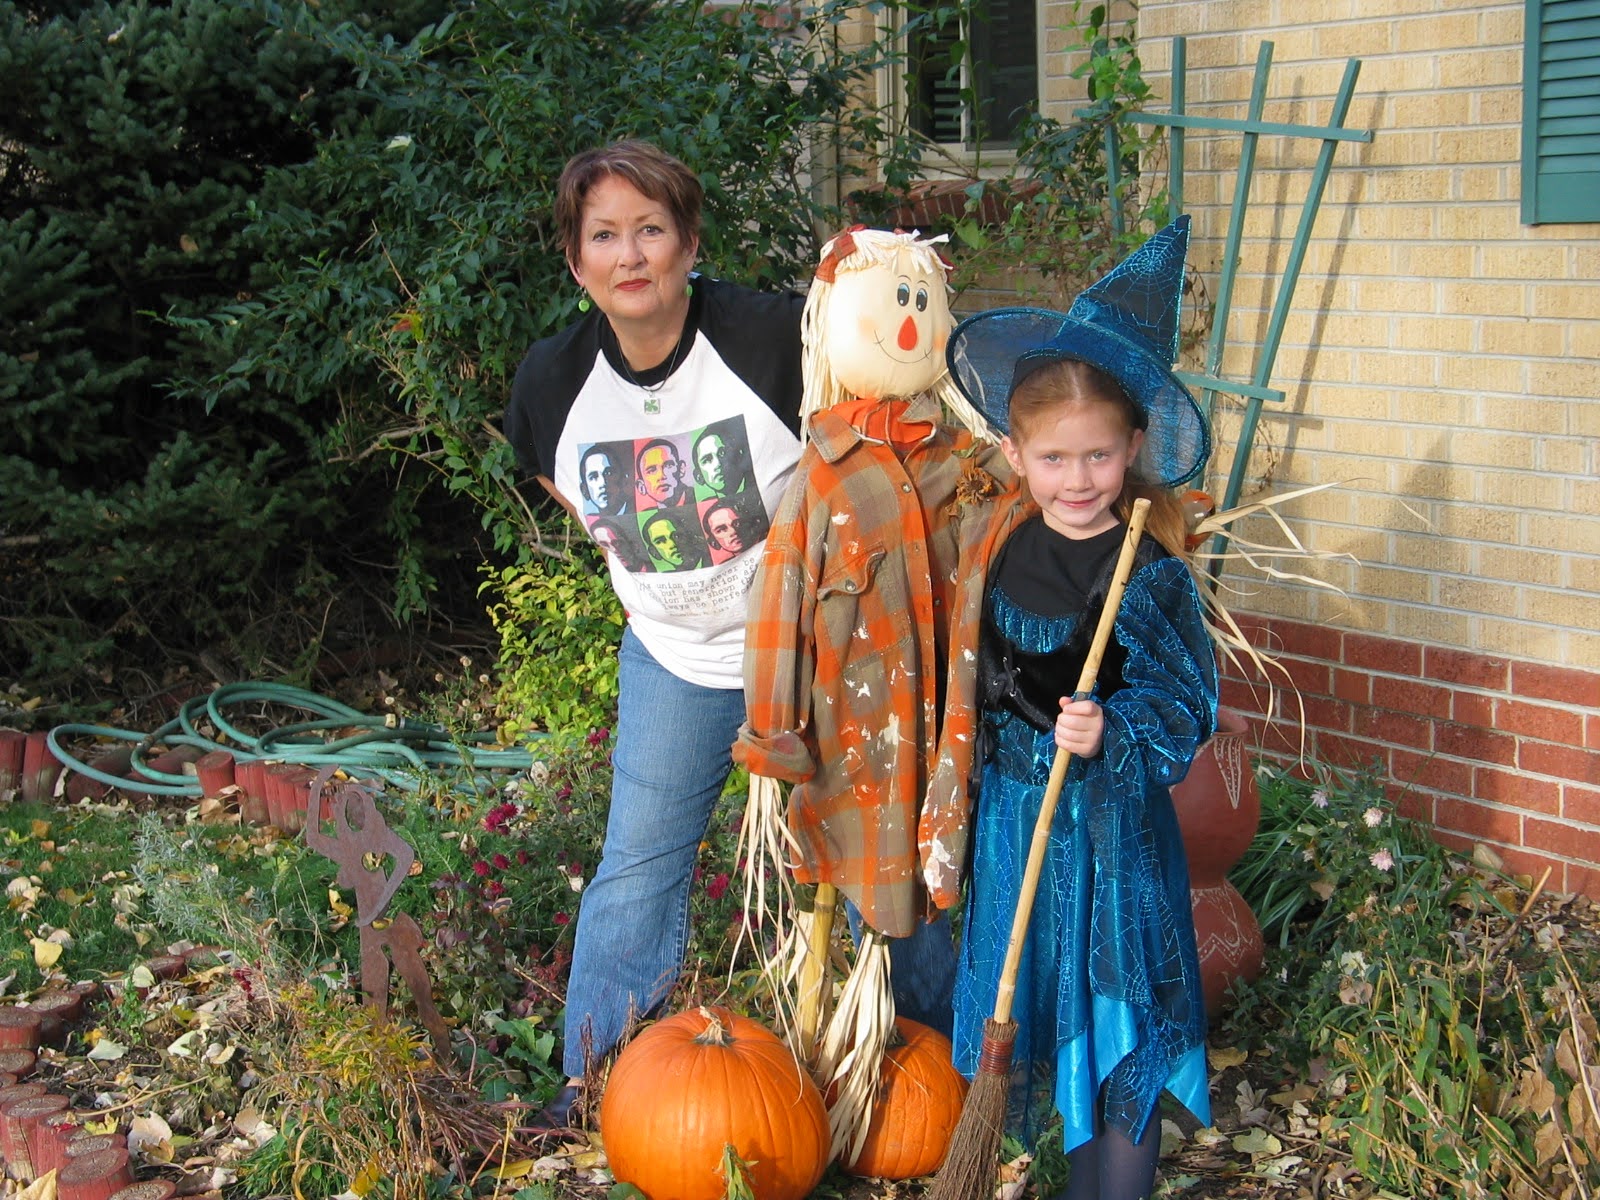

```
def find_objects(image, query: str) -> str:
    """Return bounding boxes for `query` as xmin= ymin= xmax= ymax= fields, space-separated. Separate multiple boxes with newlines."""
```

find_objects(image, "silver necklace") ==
xmin=613 ymin=327 xmax=687 ymax=415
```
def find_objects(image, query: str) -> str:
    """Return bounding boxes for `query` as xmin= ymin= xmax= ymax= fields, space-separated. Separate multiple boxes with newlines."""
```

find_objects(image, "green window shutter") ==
xmin=1522 ymin=0 xmax=1600 ymax=224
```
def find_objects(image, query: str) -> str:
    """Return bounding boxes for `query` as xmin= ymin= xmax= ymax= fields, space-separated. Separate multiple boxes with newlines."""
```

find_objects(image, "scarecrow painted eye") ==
xmin=897 ymin=282 xmax=910 ymax=307
xmin=916 ymin=286 xmax=929 ymax=312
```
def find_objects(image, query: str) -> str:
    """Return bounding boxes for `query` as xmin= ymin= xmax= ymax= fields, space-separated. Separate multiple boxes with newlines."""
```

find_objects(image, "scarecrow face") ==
xmin=822 ymin=246 xmax=953 ymax=401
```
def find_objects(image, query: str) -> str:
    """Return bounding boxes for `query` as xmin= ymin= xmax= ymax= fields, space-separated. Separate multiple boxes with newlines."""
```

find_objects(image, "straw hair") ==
xmin=927 ymin=500 xmax=1152 ymax=1200
xmin=800 ymin=227 xmax=994 ymax=442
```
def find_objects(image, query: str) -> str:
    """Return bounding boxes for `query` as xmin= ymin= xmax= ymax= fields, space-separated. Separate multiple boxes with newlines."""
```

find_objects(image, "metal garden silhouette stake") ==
xmin=305 ymin=769 xmax=452 ymax=1058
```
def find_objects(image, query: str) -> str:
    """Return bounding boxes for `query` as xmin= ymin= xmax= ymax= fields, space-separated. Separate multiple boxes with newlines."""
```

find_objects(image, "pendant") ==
xmin=643 ymin=395 xmax=661 ymax=415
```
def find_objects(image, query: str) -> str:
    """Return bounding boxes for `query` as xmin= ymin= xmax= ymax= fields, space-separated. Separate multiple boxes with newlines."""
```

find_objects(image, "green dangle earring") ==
xmin=578 ymin=292 xmax=592 ymax=313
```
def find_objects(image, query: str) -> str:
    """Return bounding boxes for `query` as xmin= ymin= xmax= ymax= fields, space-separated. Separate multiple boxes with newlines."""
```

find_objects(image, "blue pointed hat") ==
xmin=947 ymin=215 xmax=1210 ymax=488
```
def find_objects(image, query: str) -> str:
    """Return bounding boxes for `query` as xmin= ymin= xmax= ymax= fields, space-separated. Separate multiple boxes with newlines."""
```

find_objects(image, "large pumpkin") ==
xmin=599 ymin=1006 xmax=830 ymax=1200
xmin=841 ymin=1017 xmax=969 ymax=1179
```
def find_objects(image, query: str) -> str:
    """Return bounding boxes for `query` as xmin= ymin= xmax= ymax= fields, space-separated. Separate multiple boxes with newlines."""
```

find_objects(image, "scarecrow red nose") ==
xmin=898 ymin=315 xmax=919 ymax=351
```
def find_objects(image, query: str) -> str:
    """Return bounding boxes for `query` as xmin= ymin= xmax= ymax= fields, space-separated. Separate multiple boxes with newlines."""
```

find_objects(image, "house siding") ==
xmin=1129 ymin=0 xmax=1600 ymax=892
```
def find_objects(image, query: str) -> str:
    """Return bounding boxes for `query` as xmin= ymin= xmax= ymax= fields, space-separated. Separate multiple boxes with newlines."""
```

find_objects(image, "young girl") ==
xmin=943 ymin=218 xmax=1217 ymax=1200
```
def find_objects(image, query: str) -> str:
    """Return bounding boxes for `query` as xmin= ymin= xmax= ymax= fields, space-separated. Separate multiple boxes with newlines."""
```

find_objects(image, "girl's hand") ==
xmin=1055 ymin=696 xmax=1104 ymax=757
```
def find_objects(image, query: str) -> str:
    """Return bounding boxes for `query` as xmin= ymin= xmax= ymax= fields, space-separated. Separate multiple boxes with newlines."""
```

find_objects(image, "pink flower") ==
xmin=1369 ymin=849 xmax=1395 ymax=872
xmin=493 ymin=853 xmax=511 ymax=870
xmin=1363 ymin=807 xmax=1384 ymax=828
xmin=484 ymin=880 xmax=505 ymax=898
xmin=471 ymin=860 xmax=492 ymax=877
xmin=587 ymin=727 xmax=611 ymax=746
xmin=553 ymin=912 xmax=571 ymax=926
xmin=1311 ymin=789 xmax=1329 ymax=809
xmin=516 ymin=850 xmax=530 ymax=866
xmin=706 ymin=872 xmax=731 ymax=901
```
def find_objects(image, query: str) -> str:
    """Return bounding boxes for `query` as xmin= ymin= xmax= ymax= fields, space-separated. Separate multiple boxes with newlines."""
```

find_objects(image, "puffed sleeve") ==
xmin=734 ymin=449 xmax=823 ymax=783
xmin=1077 ymin=555 xmax=1217 ymax=1019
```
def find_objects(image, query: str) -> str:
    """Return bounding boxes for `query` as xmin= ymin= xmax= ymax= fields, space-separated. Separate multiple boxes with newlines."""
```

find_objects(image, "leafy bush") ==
xmin=0 ymin=0 xmax=451 ymax=699
xmin=1228 ymin=763 xmax=1600 ymax=1198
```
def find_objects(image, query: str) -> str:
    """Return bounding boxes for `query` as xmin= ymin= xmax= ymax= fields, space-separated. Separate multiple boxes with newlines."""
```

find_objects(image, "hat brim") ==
xmin=947 ymin=306 xmax=1211 ymax=488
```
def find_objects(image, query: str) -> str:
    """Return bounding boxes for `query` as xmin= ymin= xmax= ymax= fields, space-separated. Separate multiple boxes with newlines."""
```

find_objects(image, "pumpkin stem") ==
xmin=693 ymin=1006 xmax=732 ymax=1047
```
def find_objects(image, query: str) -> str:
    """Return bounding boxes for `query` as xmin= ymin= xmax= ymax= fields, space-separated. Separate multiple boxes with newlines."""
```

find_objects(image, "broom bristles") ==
xmin=925 ymin=1018 xmax=1016 ymax=1200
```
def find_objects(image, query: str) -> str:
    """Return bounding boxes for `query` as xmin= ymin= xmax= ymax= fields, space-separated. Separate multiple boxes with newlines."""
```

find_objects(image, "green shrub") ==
xmin=1228 ymin=762 xmax=1600 ymax=1197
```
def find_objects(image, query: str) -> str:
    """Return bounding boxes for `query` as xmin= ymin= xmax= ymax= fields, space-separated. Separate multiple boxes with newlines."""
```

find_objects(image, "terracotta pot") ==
xmin=1171 ymin=707 xmax=1265 ymax=1018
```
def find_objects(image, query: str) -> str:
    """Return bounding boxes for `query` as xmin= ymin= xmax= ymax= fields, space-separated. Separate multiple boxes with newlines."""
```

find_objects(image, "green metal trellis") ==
xmin=1103 ymin=37 xmax=1375 ymax=566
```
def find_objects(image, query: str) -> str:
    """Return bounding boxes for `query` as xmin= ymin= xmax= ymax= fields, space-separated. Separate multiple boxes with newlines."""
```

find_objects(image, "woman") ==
xmin=502 ymin=141 xmax=807 ymax=1124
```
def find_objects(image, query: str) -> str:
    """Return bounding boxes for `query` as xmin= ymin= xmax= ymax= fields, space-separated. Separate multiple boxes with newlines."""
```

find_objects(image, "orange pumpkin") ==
xmin=599 ymin=1006 xmax=829 ymax=1200
xmin=842 ymin=1017 xmax=969 ymax=1179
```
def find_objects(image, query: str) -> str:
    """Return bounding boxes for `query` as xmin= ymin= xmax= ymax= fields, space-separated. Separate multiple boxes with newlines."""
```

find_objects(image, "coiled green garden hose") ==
xmin=46 ymin=681 xmax=545 ymax=797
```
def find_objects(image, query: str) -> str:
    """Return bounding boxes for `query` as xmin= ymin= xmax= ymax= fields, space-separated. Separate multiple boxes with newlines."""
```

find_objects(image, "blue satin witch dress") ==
xmin=951 ymin=522 xmax=1216 ymax=1151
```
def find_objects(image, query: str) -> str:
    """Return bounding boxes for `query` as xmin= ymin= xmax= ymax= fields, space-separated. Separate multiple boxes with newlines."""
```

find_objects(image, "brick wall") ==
xmin=1222 ymin=617 xmax=1600 ymax=895
xmin=1121 ymin=0 xmax=1600 ymax=894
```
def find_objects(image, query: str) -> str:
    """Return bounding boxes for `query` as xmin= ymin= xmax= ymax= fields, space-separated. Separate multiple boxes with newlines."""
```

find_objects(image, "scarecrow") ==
xmin=734 ymin=227 xmax=1015 ymax=1158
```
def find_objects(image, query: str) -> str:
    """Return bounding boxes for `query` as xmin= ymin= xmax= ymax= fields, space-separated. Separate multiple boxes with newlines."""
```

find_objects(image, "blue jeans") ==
xmin=561 ymin=628 xmax=960 ymax=1075
xmin=562 ymin=628 xmax=745 ymax=1077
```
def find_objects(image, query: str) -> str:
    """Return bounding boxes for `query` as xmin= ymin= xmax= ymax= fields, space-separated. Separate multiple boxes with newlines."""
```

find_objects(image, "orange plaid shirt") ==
xmin=735 ymin=393 xmax=1025 ymax=936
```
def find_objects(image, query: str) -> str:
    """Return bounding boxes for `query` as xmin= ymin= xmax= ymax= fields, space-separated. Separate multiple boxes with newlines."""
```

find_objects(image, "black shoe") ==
xmin=529 ymin=1083 xmax=583 ymax=1132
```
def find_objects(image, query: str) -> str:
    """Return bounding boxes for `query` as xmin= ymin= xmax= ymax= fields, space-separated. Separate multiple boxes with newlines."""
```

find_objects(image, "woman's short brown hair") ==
xmin=553 ymin=140 xmax=703 ymax=264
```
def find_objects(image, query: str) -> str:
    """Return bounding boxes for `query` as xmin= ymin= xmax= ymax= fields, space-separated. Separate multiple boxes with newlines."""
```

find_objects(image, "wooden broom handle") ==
xmin=992 ymin=498 xmax=1150 ymax=1025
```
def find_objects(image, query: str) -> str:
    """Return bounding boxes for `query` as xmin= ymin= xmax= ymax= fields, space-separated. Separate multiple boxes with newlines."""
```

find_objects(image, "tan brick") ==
xmin=1439 ymin=576 xmax=1523 ymax=618
xmin=1360 ymin=564 xmax=1435 ymax=605
xmin=1396 ymin=13 xmax=1487 ymax=53
xmin=1390 ymin=91 xmax=1474 ymax=129
xmin=1541 ymin=438 xmax=1593 ymax=474
xmin=1328 ymin=418 xmax=1410 ymax=458
xmin=1437 ymin=204 xmax=1523 ymax=241
xmin=1183 ymin=33 xmax=1247 ymax=68
xmin=1351 ymin=350 xmax=1437 ymax=388
xmin=1527 ymin=513 xmax=1600 ymax=556
xmin=1361 ymin=277 xmax=1439 ymax=312
xmin=1569 ymin=554 xmax=1600 ymax=593
xmin=1363 ymin=130 xmax=1443 ymax=169
xmin=1476 ymin=618 xmax=1565 ymax=663
xmin=1574 ymin=247 xmax=1600 ymax=277
xmin=1478 ymin=397 xmax=1571 ymax=436
xmin=1458 ymin=167 xmax=1513 ymax=204
xmin=1393 ymin=533 xmax=1472 ymax=573
xmin=1316 ymin=21 xmax=1395 ymax=56
xmin=1395 ymin=316 xmax=1474 ymax=352
xmin=1394 ymin=603 xmax=1471 ymax=645
xmin=1305 ymin=521 xmax=1389 ymax=559
xmin=1441 ymin=282 xmax=1526 ymax=317
xmin=1529 ymin=358 xmax=1600 ymax=400
xmin=1402 ymin=463 xmax=1475 ymax=503
xmin=1482 ymin=6 xmax=1524 ymax=45
xmin=1438 ymin=49 xmax=1522 ymax=90
xmin=1397 ymin=244 xmax=1476 ymax=277
xmin=1574 ymin=479 xmax=1600 ymax=518
xmin=1569 ymin=630 xmax=1600 ymax=672
xmin=1568 ymin=323 xmax=1600 ymax=360
xmin=1476 ymin=545 xmax=1565 ymax=588
xmin=1477 ymin=468 xmax=1564 ymax=509
xmin=1389 ymin=388 xmax=1472 ymax=426
xmin=1436 ymin=431 xmax=1537 ymax=470
xmin=1358 ymin=205 xmax=1436 ymax=240
xmin=1439 ymin=354 xmax=1525 ymax=393
xmin=1524 ymin=588 xmax=1600 ymax=629
xmin=1437 ymin=503 xmax=1520 ymax=543
xmin=1481 ymin=320 xmax=1563 ymax=356
xmin=1354 ymin=0 xmax=1451 ymax=15
xmin=1532 ymin=284 xmax=1600 ymax=321
xmin=1480 ymin=245 xmax=1573 ymax=280
xmin=1475 ymin=89 xmax=1523 ymax=126
xmin=1437 ymin=128 xmax=1520 ymax=168
xmin=1355 ymin=56 xmax=1438 ymax=97
xmin=1354 ymin=492 xmax=1427 ymax=532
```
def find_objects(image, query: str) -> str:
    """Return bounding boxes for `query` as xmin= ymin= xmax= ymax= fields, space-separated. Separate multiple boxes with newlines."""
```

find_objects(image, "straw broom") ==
xmin=927 ymin=497 xmax=1151 ymax=1200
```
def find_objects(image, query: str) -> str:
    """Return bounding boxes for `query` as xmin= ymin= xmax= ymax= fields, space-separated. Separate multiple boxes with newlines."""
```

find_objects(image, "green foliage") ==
xmin=482 ymin=555 xmax=625 ymax=737
xmin=185 ymin=0 xmax=923 ymax=594
xmin=0 ymin=0 xmax=452 ymax=698
xmin=1227 ymin=763 xmax=1600 ymax=1197
xmin=859 ymin=1 xmax=1174 ymax=311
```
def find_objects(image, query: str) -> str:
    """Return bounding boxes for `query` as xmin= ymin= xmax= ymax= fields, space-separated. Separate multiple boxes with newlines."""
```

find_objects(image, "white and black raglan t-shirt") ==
xmin=504 ymin=277 xmax=805 ymax=690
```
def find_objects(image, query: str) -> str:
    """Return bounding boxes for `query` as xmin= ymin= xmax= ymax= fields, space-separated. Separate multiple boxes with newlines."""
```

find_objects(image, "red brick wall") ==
xmin=1222 ymin=616 xmax=1600 ymax=898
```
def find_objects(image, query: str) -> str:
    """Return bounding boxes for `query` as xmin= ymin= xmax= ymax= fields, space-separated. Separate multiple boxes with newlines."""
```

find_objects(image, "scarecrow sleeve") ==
xmin=735 ymin=455 xmax=822 ymax=783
